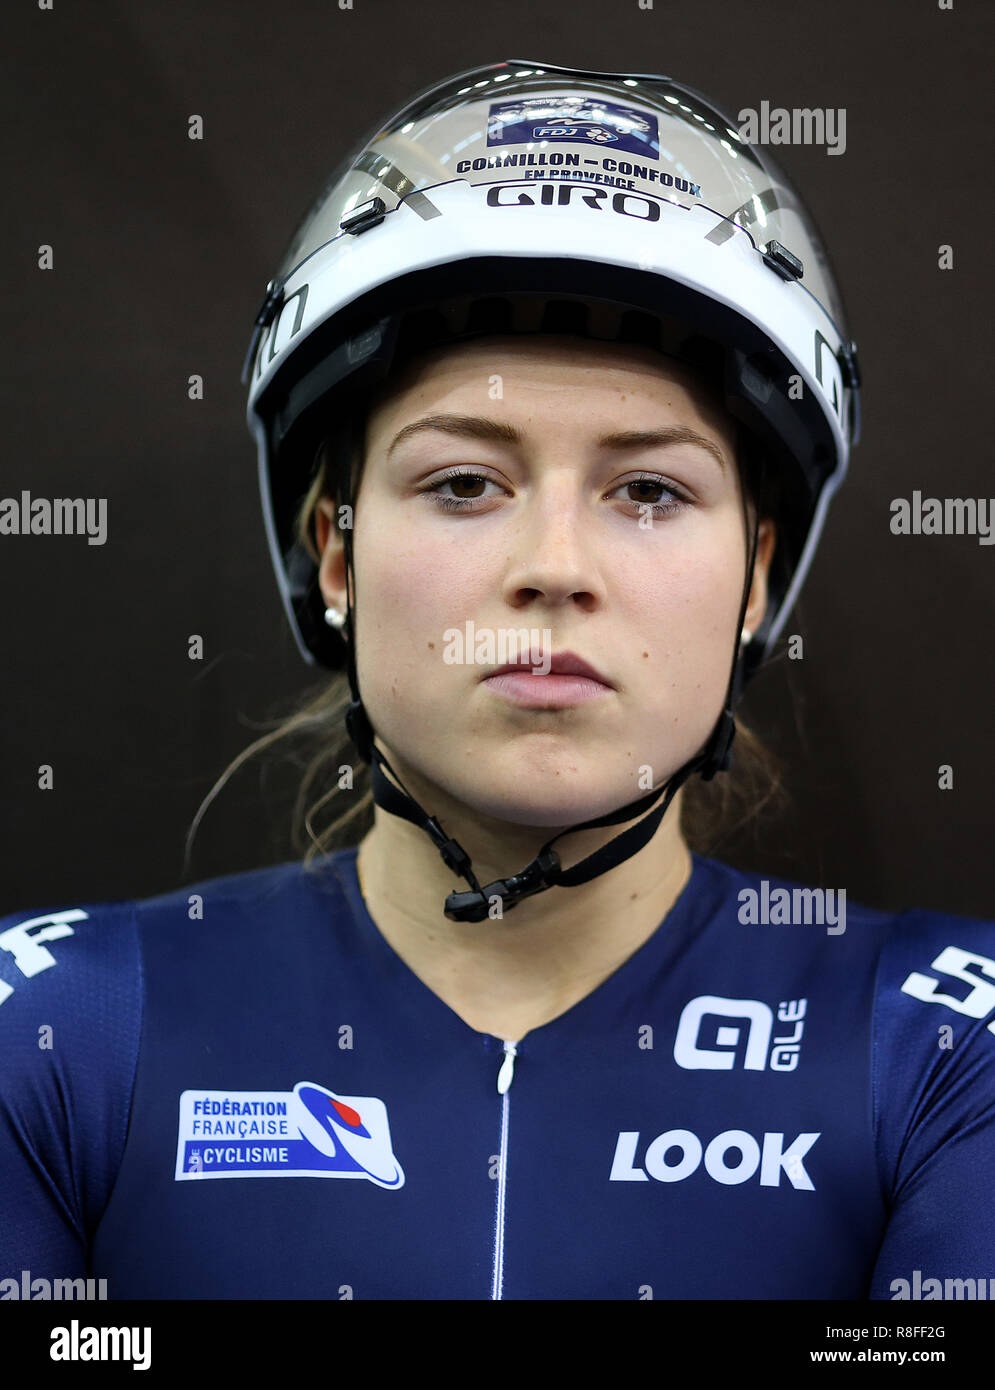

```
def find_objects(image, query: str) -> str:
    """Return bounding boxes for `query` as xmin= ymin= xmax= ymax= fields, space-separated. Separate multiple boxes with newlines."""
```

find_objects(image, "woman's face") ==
xmin=317 ymin=333 xmax=775 ymax=830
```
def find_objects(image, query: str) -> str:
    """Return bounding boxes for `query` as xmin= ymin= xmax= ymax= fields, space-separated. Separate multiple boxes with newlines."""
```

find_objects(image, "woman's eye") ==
xmin=421 ymin=469 xmax=503 ymax=512
xmin=610 ymin=475 xmax=689 ymax=516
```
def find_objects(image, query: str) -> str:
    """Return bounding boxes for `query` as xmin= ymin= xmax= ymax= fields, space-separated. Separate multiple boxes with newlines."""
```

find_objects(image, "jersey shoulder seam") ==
xmin=98 ymin=896 xmax=145 ymax=1237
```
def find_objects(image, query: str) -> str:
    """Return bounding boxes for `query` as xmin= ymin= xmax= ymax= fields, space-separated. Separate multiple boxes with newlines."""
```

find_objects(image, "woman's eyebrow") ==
xmin=599 ymin=427 xmax=728 ymax=474
xmin=386 ymin=414 xmax=728 ymax=473
xmin=386 ymin=414 xmax=519 ymax=457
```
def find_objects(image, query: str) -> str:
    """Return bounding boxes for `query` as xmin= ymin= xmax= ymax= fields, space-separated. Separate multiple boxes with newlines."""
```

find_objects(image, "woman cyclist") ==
xmin=1 ymin=59 xmax=993 ymax=1301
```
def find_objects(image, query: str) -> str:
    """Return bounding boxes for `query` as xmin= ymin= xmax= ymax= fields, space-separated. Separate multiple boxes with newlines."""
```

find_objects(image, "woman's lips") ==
xmin=480 ymin=670 xmax=612 ymax=709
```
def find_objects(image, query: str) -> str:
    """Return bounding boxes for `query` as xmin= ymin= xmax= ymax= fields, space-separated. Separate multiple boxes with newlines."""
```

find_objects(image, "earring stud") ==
xmin=324 ymin=607 xmax=346 ymax=630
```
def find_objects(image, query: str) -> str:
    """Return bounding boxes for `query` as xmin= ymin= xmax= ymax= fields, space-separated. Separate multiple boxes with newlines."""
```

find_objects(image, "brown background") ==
xmin=1 ymin=0 xmax=992 ymax=917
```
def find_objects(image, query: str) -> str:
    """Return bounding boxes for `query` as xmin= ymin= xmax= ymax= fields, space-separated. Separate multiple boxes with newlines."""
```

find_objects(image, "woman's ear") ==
xmin=744 ymin=518 xmax=776 ymax=636
xmin=314 ymin=497 xmax=349 ymax=614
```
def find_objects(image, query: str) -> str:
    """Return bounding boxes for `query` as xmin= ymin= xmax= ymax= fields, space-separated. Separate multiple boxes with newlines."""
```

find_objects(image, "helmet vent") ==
xmin=537 ymin=298 xmax=588 ymax=336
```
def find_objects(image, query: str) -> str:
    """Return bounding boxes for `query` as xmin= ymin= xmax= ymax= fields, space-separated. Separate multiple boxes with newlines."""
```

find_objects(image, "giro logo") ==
xmin=486 ymin=181 xmax=662 ymax=223
xmin=609 ymin=1129 xmax=819 ymax=1189
xmin=673 ymin=995 xmax=808 ymax=1071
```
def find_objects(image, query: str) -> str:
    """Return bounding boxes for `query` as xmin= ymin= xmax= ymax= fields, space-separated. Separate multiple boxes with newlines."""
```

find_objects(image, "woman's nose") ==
xmin=500 ymin=488 xmax=605 ymax=612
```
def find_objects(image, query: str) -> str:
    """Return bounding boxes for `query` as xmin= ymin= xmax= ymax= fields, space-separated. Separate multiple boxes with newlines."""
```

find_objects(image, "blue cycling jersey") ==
xmin=1 ymin=847 xmax=993 ymax=1300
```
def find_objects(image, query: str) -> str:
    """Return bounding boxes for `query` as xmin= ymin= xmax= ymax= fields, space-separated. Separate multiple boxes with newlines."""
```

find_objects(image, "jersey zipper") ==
xmin=491 ymin=1039 xmax=518 ymax=1301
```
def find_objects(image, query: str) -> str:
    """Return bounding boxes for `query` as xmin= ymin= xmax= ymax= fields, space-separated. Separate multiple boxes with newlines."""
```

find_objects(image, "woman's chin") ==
xmin=448 ymin=782 xmax=649 ymax=834
xmin=374 ymin=734 xmax=676 ymax=833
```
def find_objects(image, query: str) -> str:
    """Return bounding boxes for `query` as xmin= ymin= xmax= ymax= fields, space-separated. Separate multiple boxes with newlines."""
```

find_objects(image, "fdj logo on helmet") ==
xmin=533 ymin=124 xmax=618 ymax=144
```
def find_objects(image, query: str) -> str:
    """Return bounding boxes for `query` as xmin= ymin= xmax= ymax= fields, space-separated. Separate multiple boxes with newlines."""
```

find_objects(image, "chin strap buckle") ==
xmin=444 ymin=847 xmax=562 ymax=923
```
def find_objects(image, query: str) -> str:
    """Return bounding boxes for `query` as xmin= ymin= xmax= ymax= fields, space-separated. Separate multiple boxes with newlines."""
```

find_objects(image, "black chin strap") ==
xmin=338 ymin=431 xmax=762 ymax=923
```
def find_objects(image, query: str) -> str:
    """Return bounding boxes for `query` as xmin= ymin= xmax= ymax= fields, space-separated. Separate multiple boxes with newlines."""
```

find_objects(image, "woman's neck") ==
xmin=354 ymin=790 xmax=693 ymax=1042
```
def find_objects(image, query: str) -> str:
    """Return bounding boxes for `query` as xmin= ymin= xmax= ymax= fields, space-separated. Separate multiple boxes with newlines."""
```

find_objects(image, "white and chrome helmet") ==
xmin=242 ymin=58 xmax=862 ymax=920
